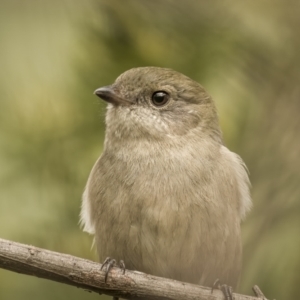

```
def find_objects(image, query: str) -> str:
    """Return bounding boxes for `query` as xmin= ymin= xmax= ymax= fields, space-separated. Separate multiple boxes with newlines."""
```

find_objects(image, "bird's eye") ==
xmin=151 ymin=91 xmax=170 ymax=107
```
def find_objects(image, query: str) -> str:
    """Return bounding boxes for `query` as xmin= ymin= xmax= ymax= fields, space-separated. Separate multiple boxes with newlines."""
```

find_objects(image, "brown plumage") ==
xmin=81 ymin=67 xmax=251 ymax=290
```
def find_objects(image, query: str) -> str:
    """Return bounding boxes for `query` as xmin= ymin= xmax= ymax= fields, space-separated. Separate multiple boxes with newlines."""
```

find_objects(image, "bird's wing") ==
xmin=220 ymin=146 xmax=252 ymax=220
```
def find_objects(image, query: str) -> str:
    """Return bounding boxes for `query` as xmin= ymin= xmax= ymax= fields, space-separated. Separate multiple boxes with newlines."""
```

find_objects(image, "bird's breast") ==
xmin=90 ymin=141 xmax=241 ymax=285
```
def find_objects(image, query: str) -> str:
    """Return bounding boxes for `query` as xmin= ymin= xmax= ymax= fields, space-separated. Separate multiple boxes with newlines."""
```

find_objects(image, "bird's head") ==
xmin=95 ymin=67 xmax=222 ymax=143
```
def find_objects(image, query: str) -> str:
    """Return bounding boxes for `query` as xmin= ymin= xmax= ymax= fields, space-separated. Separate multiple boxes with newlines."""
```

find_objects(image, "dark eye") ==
xmin=151 ymin=91 xmax=170 ymax=107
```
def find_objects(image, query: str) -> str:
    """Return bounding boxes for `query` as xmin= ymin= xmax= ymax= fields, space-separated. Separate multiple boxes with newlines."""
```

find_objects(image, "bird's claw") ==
xmin=211 ymin=279 xmax=234 ymax=300
xmin=100 ymin=257 xmax=126 ymax=283
xmin=119 ymin=259 xmax=126 ymax=275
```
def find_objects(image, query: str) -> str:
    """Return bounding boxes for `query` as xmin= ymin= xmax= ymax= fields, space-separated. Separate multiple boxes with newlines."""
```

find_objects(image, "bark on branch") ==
xmin=0 ymin=238 xmax=267 ymax=300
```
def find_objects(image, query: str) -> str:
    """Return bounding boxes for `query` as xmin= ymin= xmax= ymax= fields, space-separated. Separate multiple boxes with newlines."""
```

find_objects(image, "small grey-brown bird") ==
xmin=81 ymin=67 xmax=251 ymax=295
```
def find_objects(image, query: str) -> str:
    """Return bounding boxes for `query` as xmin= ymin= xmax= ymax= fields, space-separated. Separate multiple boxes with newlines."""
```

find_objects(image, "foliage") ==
xmin=0 ymin=1 xmax=299 ymax=299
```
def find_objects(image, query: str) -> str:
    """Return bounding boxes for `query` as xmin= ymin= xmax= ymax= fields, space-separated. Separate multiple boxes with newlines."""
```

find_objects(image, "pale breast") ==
xmin=82 ymin=141 xmax=247 ymax=288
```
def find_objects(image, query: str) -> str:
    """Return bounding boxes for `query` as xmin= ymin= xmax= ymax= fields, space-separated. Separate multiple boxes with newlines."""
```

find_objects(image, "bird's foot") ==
xmin=211 ymin=279 xmax=234 ymax=300
xmin=100 ymin=257 xmax=126 ymax=283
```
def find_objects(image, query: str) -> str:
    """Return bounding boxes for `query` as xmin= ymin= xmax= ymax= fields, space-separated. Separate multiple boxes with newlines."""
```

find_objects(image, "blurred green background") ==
xmin=0 ymin=1 xmax=299 ymax=299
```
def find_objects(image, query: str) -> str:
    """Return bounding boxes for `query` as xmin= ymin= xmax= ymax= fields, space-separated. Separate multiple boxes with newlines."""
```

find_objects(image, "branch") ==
xmin=0 ymin=238 xmax=267 ymax=300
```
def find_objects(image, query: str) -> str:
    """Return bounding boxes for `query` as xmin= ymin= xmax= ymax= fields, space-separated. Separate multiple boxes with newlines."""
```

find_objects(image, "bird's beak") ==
xmin=94 ymin=86 xmax=132 ymax=106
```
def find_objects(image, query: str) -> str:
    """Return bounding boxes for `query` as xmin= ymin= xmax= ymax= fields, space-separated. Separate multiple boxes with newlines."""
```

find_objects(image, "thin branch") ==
xmin=0 ymin=238 xmax=266 ymax=300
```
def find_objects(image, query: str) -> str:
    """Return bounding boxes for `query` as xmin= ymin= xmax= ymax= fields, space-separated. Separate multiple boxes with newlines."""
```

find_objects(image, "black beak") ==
xmin=94 ymin=86 xmax=132 ymax=106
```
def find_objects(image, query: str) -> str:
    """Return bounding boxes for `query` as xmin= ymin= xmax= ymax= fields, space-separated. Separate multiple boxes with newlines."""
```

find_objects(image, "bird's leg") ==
xmin=100 ymin=257 xmax=126 ymax=300
xmin=119 ymin=259 xmax=126 ymax=274
xmin=100 ymin=257 xmax=126 ymax=282
xmin=211 ymin=279 xmax=234 ymax=300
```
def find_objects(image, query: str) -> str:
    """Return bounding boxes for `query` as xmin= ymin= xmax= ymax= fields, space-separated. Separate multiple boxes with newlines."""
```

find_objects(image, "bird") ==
xmin=80 ymin=67 xmax=251 ymax=297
